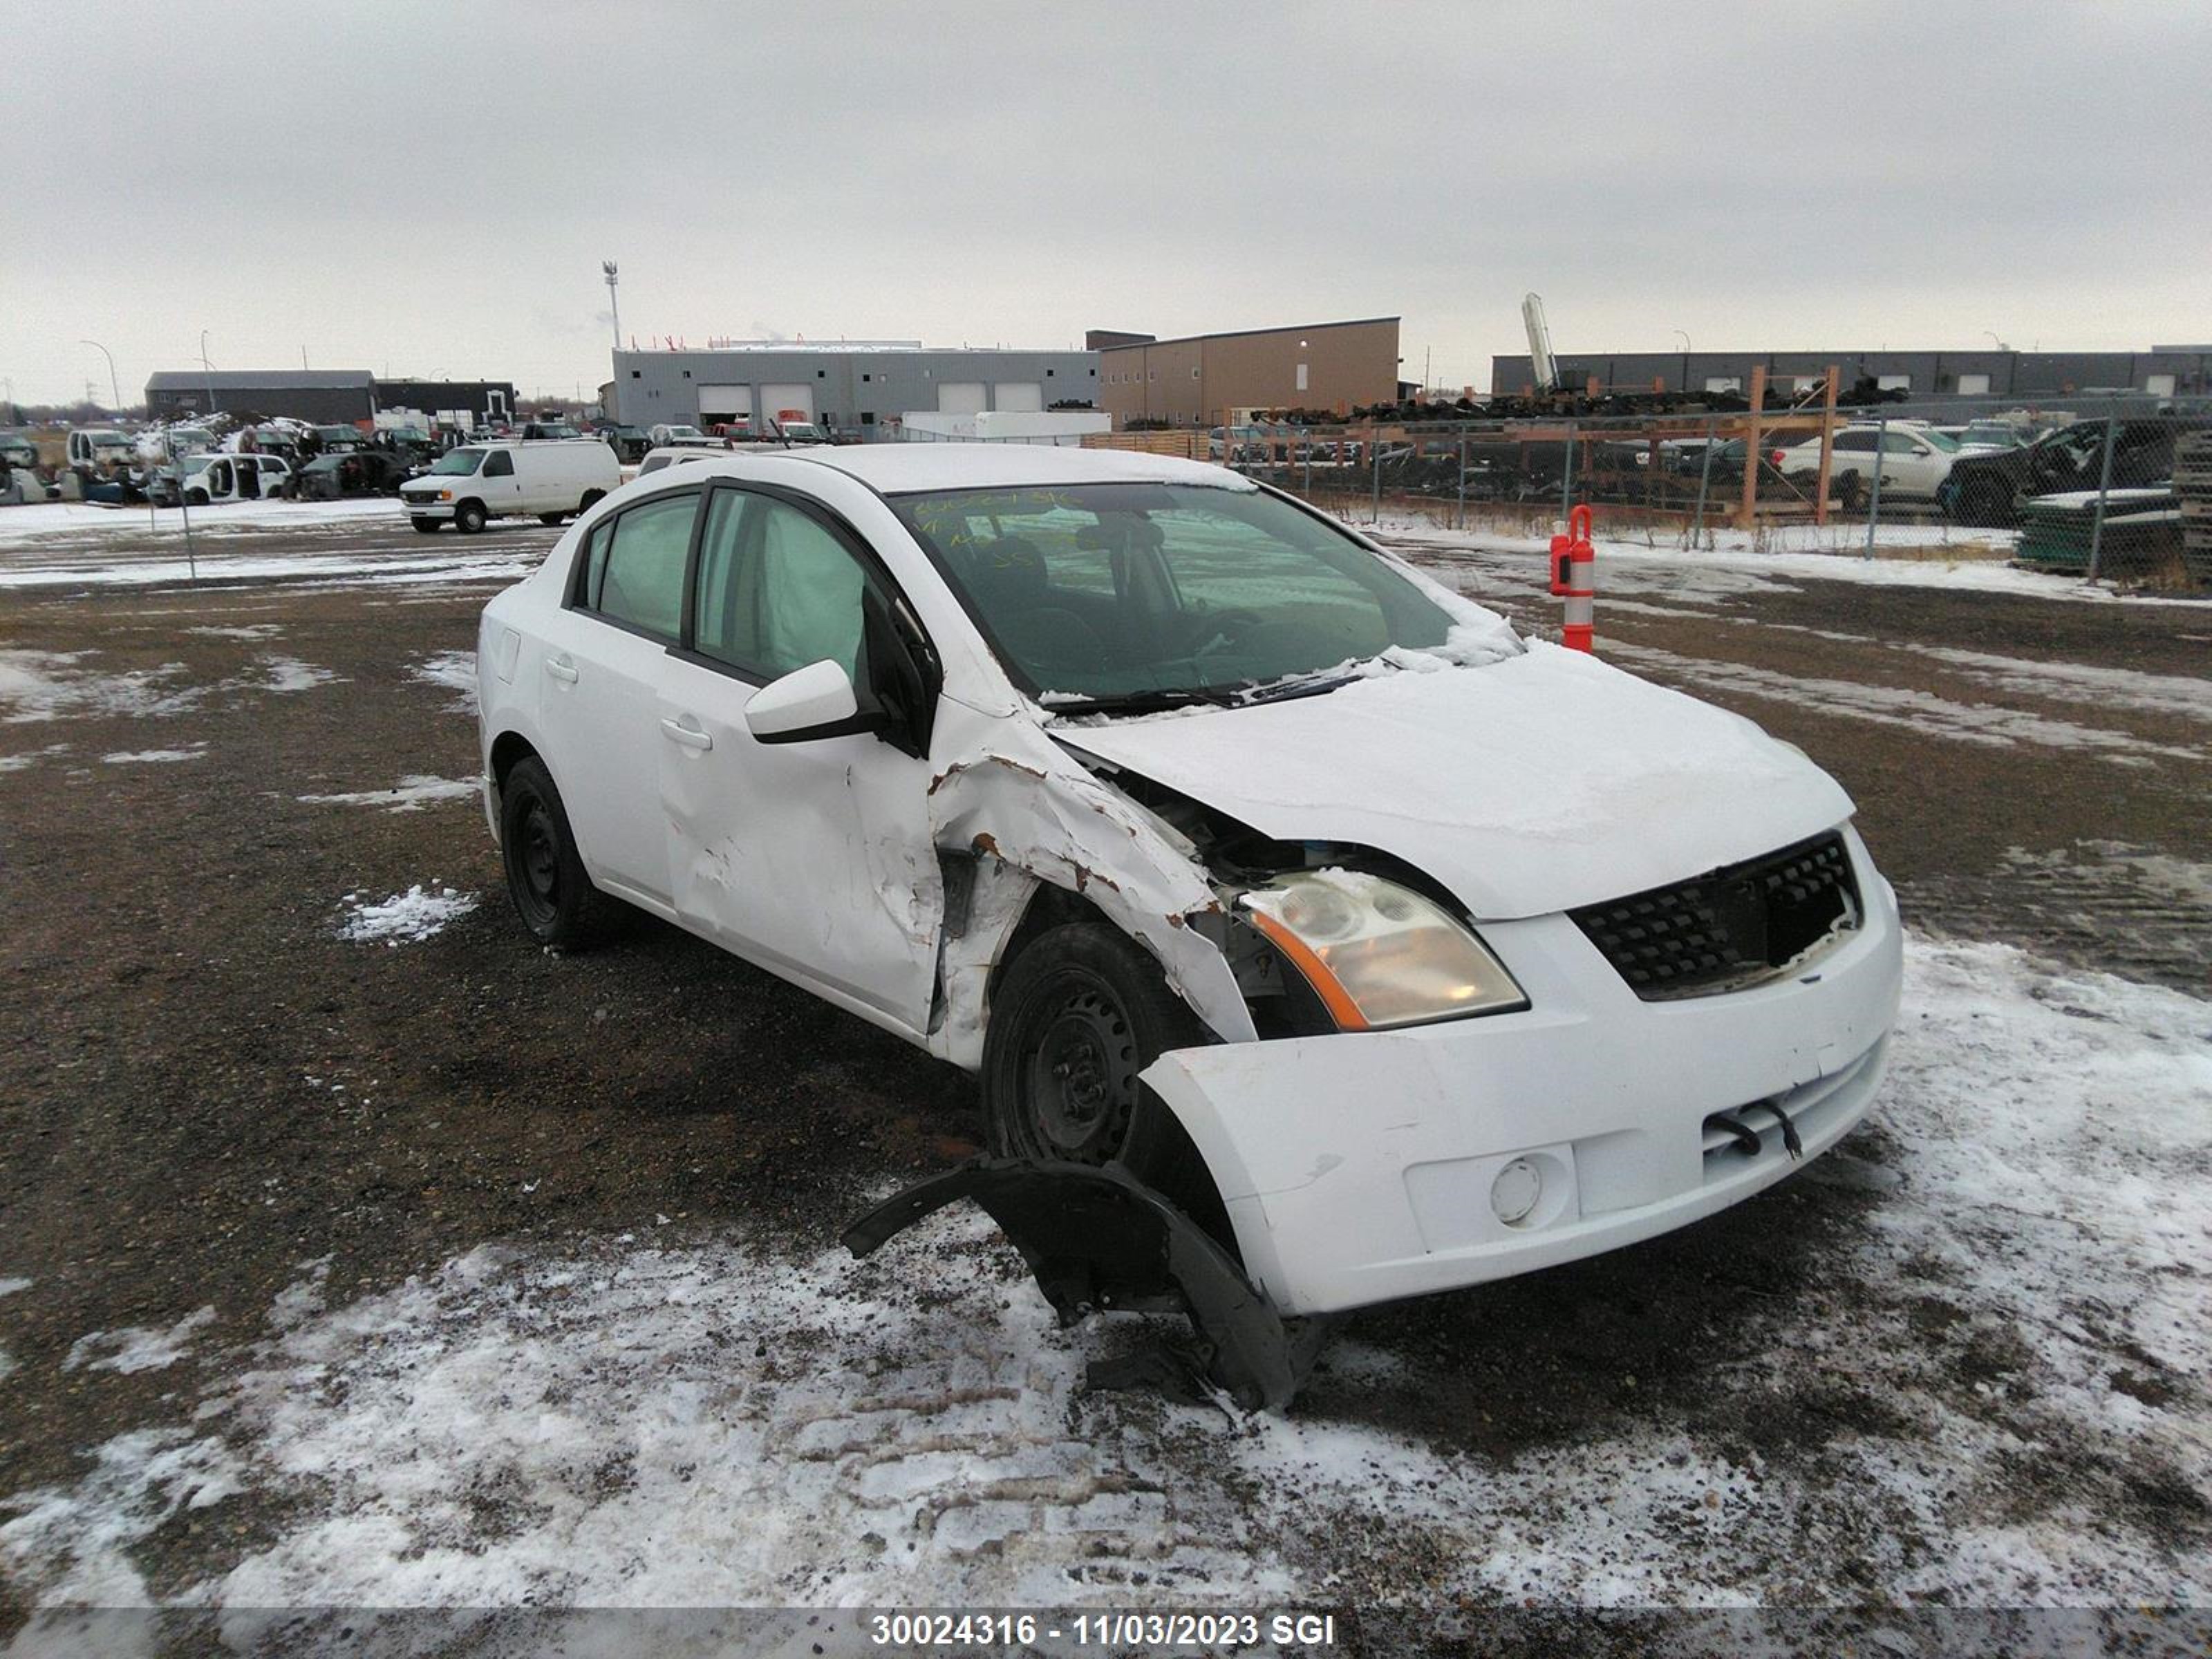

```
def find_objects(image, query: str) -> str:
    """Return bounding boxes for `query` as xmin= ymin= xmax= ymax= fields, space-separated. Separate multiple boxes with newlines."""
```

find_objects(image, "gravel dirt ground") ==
xmin=0 ymin=510 xmax=2206 ymax=1654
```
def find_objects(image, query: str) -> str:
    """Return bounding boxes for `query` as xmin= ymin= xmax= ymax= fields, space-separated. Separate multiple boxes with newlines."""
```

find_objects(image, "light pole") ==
xmin=80 ymin=339 xmax=121 ymax=416
xmin=200 ymin=330 xmax=217 ymax=419
xmin=603 ymin=261 xmax=621 ymax=350
xmin=1674 ymin=330 xmax=1691 ymax=394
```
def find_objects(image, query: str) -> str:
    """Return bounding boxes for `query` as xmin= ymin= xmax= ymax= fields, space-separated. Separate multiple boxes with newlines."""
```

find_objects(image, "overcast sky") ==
xmin=6 ymin=1 xmax=2208 ymax=405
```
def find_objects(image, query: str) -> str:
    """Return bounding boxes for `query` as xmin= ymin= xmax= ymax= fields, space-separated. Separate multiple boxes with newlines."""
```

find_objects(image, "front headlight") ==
xmin=1241 ymin=869 xmax=1527 ymax=1031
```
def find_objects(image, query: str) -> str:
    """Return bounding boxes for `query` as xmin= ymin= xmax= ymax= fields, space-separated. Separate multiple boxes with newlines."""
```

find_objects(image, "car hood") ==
xmin=1058 ymin=643 xmax=1856 ymax=921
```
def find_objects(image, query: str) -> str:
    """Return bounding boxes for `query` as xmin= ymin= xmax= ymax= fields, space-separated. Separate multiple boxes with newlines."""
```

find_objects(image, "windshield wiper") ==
xmin=1049 ymin=686 xmax=1245 ymax=717
xmin=1243 ymin=670 xmax=1365 ymax=706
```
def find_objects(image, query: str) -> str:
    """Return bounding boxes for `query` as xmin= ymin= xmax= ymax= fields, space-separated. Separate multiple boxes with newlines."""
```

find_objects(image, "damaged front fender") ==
xmin=843 ymin=1158 xmax=1327 ymax=1412
xmin=923 ymin=742 xmax=1255 ymax=1069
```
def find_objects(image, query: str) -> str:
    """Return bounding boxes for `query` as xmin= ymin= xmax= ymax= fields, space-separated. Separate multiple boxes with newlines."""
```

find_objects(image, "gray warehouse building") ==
xmin=1488 ymin=346 xmax=2212 ymax=402
xmin=147 ymin=369 xmax=377 ymax=424
xmin=608 ymin=341 xmax=1098 ymax=434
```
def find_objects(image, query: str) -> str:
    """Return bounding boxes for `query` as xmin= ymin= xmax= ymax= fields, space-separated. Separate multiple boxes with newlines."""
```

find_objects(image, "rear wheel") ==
xmin=980 ymin=922 xmax=1224 ymax=1231
xmin=578 ymin=489 xmax=606 ymax=514
xmin=409 ymin=516 xmax=440 ymax=534
xmin=498 ymin=756 xmax=606 ymax=948
xmin=454 ymin=498 xmax=489 ymax=534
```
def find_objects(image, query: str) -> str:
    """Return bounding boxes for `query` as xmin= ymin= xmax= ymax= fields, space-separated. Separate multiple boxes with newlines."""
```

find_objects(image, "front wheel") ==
xmin=1954 ymin=476 xmax=2012 ymax=527
xmin=498 ymin=756 xmax=606 ymax=948
xmin=537 ymin=512 xmax=567 ymax=525
xmin=185 ymin=488 xmax=209 ymax=506
xmin=980 ymin=922 xmax=1221 ymax=1229
xmin=410 ymin=516 xmax=440 ymax=534
xmin=454 ymin=499 xmax=489 ymax=534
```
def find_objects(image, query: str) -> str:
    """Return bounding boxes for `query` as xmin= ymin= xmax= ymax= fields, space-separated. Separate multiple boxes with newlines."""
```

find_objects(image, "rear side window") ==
xmin=580 ymin=492 xmax=697 ymax=641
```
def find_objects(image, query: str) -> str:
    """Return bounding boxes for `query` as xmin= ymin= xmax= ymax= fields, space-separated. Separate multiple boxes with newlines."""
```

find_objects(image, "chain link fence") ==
xmin=1076 ymin=393 xmax=2212 ymax=590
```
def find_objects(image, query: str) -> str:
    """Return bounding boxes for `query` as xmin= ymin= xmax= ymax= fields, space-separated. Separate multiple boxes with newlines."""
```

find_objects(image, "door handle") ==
xmin=659 ymin=717 xmax=713 ymax=751
xmin=545 ymin=657 xmax=579 ymax=683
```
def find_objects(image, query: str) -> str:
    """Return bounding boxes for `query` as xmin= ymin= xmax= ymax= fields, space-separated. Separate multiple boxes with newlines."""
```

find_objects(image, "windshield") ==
xmin=429 ymin=447 xmax=485 ymax=476
xmin=1920 ymin=429 xmax=1962 ymax=452
xmin=891 ymin=482 xmax=1459 ymax=703
xmin=180 ymin=455 xmax=214 ymax=474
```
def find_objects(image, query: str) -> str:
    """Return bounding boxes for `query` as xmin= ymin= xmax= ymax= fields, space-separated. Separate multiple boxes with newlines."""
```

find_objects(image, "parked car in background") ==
xmin=67 ymin=428 xmax=138 ymax=475
xmin=294 ymin=449 xmax=418 ymax=500
xmin=399 ymin=439 xmax=619 ymax=533
xmin=165 ymin=451 xmax=291 ymax=505
xmin=635 ymin=447 xmax=724 ymax=477
xmin=307 ymin=424 xmax=368 ymax=455
xmin=0 ymin=433 xmax=39 ymax=471
xmin=1938 ymin=417 xmax=2206 ymax=527
xmin=648 ymin=423 xmax=719 ymax=449
xmin=1776 ymin=423 xmax=1963 ymax=499
xmin=522 ymin=421 xmax=583 ymax=441
xmin=473 ymin=444 xmax=1900 ymax=1356
xmin=1956 ymin=419 xmax=2031 ymax=452
xmin=594 ymin=424 xmax=650 ymax=462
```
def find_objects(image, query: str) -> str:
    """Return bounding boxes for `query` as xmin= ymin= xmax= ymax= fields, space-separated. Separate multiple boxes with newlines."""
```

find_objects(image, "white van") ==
xmin=399 ymin=440 xmax=621 ymax=534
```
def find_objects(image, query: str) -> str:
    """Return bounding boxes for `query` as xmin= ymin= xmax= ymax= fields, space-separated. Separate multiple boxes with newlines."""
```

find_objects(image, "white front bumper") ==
xmin=1140 ymin=830 xmax=1903 ymax=1317
xmin=402 ymin=496 xmax=453 ymax=519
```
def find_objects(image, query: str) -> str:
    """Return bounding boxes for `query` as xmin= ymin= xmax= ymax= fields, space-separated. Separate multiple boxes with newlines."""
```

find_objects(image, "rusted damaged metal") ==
xmin=921 ymin=740 xmax=1255 ymax=1070
xmin=842 ymin=1156 xmax=1330 ymax=1411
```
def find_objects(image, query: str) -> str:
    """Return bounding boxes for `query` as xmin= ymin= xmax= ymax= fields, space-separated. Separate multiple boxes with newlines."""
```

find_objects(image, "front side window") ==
xmin=1833 ymin=431 xmax=1877 ymax=453
xmin=690 ymin=490 xmax=877 ymax=681
xmin=482 ymin=449 xmax=515 ymax=477
xmin=431 ymin=448 xmax=485 ymax=476
xmin=891 ymin=482 xmax=1456 ymax=702
xmin=585 ymin=492 xmax=697 ymax=640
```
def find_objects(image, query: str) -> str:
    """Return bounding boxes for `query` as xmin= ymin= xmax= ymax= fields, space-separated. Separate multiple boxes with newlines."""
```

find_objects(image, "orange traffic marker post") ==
xmin=1549 ymin=503 xmax=1596 ymax=653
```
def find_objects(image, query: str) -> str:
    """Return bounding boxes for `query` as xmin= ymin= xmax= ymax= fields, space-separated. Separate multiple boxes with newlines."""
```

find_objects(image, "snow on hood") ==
xmin=1063 ymin=642 xmax=1855 ymax=920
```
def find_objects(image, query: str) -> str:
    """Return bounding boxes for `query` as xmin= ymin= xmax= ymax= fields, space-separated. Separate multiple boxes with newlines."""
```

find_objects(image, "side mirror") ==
xmin=742 ymin=659 xmax=875 ymax=744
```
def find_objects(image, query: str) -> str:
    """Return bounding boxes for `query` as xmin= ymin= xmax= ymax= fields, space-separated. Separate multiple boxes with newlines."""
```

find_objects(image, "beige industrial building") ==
xmin=1091 ymin=317 xmax=1400 ymax=428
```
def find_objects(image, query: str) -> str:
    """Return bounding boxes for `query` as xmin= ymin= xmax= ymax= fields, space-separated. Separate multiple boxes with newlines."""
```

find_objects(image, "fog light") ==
xmin=1490 ymin=1157 xmax=1542 ymax=1226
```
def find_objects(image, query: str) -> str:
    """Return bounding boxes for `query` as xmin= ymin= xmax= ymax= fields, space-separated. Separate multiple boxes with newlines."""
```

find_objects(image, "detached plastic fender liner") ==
xmin=842 ymin=1157 xmax=1317 ymax=1411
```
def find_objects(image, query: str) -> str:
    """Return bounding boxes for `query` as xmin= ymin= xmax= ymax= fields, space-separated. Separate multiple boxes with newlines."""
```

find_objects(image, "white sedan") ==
xmin=476 ymin=445 xmax=1900 ymax=1333
xmin=1778 ymin=422 xmax=1969 ymax=498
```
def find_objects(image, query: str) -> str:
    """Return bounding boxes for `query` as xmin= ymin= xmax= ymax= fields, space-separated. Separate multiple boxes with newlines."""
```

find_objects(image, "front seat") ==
xmin=963 ymin=536 xmax=1104 ymax=677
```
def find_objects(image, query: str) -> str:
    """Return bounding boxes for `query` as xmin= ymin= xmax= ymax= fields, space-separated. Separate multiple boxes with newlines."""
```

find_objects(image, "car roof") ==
xmin=747 ymin=441 xmax=1251 ymax=496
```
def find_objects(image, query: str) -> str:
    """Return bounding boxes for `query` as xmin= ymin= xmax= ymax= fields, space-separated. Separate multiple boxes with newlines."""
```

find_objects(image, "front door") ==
xmin=531 ymin=488 xmax=700 ymax=909
xmin=655 ymin=483 xmax=940 ymax=1032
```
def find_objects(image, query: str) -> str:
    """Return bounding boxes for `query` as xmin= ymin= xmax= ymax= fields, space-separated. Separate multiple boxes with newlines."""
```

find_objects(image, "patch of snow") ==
xmin=337 ymin=886 xmax=478 ymax=945
xmin=251 ymin=657 xmax=339 ymax=695
xmin=3 ymin=939 xmax=2206 ymax=1614
xmin=1608 ymin=641 xmax=2205 ymax=765
xmin=64 ymin=1308 xmax=217 ymax=1377
xmin=0 ymin=742 xmax=72 ymax=771
xmin=101 ymin=746 xmax=208 ymax=765
xmin=0 ymin=652 xmax=200 ymax=724
xmin=0 ymin=1280 xmax=29 ymax=1298
xmin=182 ymin=625 xmax=282 ymax=641
xmin=297 ymin=776 xmax=476 ymax=814
xmin=408 ymin=650 xmax=478 ymax=713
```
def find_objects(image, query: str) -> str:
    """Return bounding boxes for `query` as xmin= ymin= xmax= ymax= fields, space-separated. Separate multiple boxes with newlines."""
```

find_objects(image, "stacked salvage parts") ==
xmin=2179 ymin=429 xmax=2212 ymax=584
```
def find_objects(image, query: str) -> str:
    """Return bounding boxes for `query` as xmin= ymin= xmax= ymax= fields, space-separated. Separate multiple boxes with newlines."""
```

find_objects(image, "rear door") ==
xmin=530 ymin=488 xmax=702 ymax=909
xmin=655 ymin=482 xmax=941 ymax=1032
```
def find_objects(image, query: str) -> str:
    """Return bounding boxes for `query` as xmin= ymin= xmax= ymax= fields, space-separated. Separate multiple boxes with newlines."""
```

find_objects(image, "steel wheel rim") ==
xmin=1022 ymin=984 xmax=1138 ymax=1163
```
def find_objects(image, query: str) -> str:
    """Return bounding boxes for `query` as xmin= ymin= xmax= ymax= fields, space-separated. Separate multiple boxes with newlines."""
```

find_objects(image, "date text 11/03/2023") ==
xmin=868 ymin=1611 xmax=1340 ymax=1648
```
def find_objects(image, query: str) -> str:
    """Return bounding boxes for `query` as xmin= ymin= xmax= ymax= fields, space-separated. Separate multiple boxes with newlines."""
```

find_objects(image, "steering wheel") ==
xmin=1188 ymin=607 xmax=1266 ymax=656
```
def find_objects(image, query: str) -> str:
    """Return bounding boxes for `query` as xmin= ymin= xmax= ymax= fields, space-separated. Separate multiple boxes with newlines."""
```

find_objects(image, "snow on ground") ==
xmin=297 ymin=776 xmax=477 ymax=813
xmin=101 ymin=746 xmax=207 ymax=765
xmin=0 ymin=650 xmax=338 ymax=724
xmin=0 ymin=742 xmax=71 ymax=772
xmin=62 ymin=1309 xmax=218 ymax=1378
xmin=180 ymin=625 xmax=281 ymax=641
xmin=1376 ymin=520 xmax=2202 ymax=606
xmin=1 ymin=935 xmax=2204 ymax=1615
xmin=0 ymin=500 xmax=400 ymax=549
xmin=1604 ymin=641 xmax=2206 ymax=765
xmin=0 ymin=548 xmax=546 ymax=593
xmin=336 ymin=886 xmax=479 ymax=944
xmin=0 ymin=1280 xmax=25 ymax=1385
xmin=408 ymin=649 xmax=478 ymax=713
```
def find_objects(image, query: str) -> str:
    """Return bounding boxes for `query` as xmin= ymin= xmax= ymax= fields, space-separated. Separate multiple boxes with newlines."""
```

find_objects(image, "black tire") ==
xmin=185 ymin=488 xmax=209 ymax=506
xmin=454 ymin=498 xmax=489 ymax=534
xmin=980 ymin=922 xmax=1216 ymax=1201
xmin=578 ymin=489 xmax=606 ymax=514
xmin=410 ymin=516 xmax=440 ymax=534
xmin=498 ymin=756 xmax=605 ymax=948
xmin=537 ymin=512 xmax=567 ymax=525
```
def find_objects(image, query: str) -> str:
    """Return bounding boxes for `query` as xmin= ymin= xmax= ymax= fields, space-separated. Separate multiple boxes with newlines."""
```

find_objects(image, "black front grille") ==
xmin=1571 ymin=832 xmax=1859 ymax=1000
